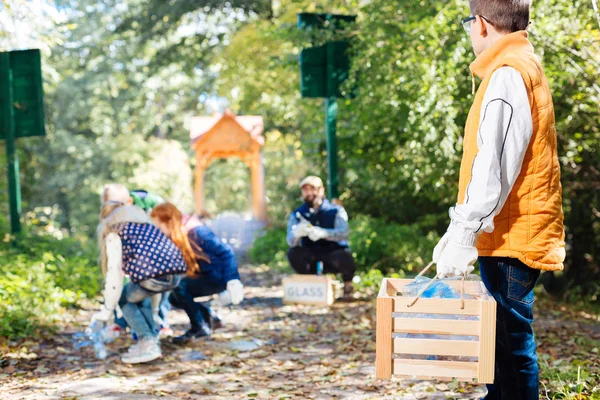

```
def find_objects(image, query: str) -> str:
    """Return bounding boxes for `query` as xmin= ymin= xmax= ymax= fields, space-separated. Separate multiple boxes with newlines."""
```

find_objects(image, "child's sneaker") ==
xmin=121 ymin=337 xmax=162 ymax=364
xmin=211 ymin=311 xmax=224 ymax=330
xmin=172 ymin=323 xmax=211 ymax=345
xmin=158 ymin=326 xmax=173 ymax=338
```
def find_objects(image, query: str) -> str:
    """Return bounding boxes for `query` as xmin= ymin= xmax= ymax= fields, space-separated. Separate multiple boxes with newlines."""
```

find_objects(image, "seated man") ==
xmin=286 ymin=176 xmax=356 ymax=299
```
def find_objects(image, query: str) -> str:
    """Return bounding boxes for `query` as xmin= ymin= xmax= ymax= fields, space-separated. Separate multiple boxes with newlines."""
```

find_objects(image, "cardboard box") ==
xmin=282 ymin=274 xmax=335 ymax=306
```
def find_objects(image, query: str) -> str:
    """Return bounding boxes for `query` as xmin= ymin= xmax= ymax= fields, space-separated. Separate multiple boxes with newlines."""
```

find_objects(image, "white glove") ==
xmin=218 ymin=279 xmax=244 ymax=306
xmin=308 ymin=226 xmax=329 ymax=242
xmin=91 ymin=305 xmax=113 ymax=323
xmin=436 ymin=240 xmax=478 ymax=277
xmin=432 ymin=232 xmax=450 ymax=264
xmin=292 ymin=221 xmax=312 ymax=239
xmin=217 ymin=290 xmax=231 ymax=306
xmin=228 ymin=279 xmax=244 ymax=304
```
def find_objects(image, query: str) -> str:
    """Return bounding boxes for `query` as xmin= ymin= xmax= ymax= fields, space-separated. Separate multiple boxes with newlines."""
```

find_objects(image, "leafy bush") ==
xmin=0 ymin=230 xmax=101 ymax=338
xmin=250 ymin=215 xmax=439 ymax=276
xmin=349 ymin=215 xmax=439 ymax=275
xmin=249 ymin=225 xmax=290 ymax=272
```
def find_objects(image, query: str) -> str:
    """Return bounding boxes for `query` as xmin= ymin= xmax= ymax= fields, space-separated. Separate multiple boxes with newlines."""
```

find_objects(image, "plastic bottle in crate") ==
xmin=402 ymin=276 xmax=458 ymax=299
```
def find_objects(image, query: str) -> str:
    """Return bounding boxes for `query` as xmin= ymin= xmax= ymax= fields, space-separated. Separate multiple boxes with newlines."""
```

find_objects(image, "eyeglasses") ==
xmin=461 ymin=15 xmax=493 ymax=33
xmin=461 ymin=15 xmax=532 ymax=33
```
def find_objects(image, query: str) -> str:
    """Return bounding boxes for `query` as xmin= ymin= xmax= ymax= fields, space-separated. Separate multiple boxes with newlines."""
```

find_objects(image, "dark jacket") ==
xmin=188 ymin=225 xmax=240 ymax=284
xmin=289 ymin=199 xmax=350 ymax=251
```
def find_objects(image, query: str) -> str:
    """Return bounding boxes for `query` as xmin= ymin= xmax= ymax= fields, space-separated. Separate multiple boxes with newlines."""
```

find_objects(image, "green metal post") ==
xmin=325 ymin=21 xmax=339 ymax=199
xmin=0 ymin=54 xmax=21 ymax=233
xmin=325 ymin=97 xmax=339 ymax=199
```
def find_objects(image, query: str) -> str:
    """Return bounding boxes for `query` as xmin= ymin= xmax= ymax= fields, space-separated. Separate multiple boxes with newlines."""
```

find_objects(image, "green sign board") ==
xmin=297 ymin=12 xmax=356 ymax=31
xmin=298 ymin=13 xmax=356 ymax=200
xmin=299 ymin=41 xmax=351 ymax=98
xmin=0 ymin=49 xmax=46 ymax=140
xmin=298 ymin=13 xmax=355 ymax=99
xmin=0 ymin=48 xmax=46 ymax=234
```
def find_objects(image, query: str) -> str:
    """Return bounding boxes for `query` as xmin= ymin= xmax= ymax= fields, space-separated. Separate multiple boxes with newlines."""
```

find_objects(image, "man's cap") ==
xmin=299 ymin=176 xmax=323 ymax=189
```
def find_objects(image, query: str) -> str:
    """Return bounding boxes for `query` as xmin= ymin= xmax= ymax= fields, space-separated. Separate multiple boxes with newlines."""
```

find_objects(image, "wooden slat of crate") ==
xmin=443 ymin=280 xmax=488 ymax=295
xmin=394 ymin=297 xmax=481 ymax=315
xmin=385 ymin=278 xmax=484 ymax=297
xmin=402 ymin=375 xmax=473 ymax=383
xmin=393 ymin=338 xmax=479 ymax=357
xmin=386 ymin=278 xmax=412 ymax=294
xmin=376 ymin=279 xmax=394 ymax=379
xmin=412 ymin=376 xmax=455 ymax=382
xmin=393 ymin=359 xmax=478 ymax=380
xmin=383 ymin=278 xmax=398 ymax=296
xmin=478 ymin=300 xmax=496 ymax=383
xmin=393 ymin=318 xmax=480 ymax=336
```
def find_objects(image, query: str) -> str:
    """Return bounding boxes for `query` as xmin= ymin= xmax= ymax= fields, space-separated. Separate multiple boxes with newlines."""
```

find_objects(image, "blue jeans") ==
xmin=479 ymin=257 xmax=541 ymax=400
xmin=118 ymin=275 xmax=182 ymax=340
xmin=169 ymin=274 xmax=227 ymax=329
xmin=114 ymin=292 xmax=171 ymax=330
xmin=118 ymin=283 xmax=157 ymax=340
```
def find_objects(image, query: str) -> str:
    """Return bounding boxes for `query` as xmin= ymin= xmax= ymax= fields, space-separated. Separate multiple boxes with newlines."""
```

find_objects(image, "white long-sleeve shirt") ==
xmin=102 ymin=232 xmax=170 ymax=315
xmin=448 ymin=67 xmax=533 ymax=246
xmin=103 ymin=232 xmax=124 ymax=312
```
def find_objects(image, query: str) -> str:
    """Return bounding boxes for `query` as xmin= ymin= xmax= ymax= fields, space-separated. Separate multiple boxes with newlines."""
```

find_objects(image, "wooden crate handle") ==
xmin=416 ymin=261 xmax=435 ymax=277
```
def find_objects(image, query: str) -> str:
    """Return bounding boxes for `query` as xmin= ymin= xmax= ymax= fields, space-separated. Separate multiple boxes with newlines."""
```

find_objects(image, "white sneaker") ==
xmin=121 ymin=338 xmax=162 ymax=364
xmin=158 ymin=326 xmax=173 ymax=338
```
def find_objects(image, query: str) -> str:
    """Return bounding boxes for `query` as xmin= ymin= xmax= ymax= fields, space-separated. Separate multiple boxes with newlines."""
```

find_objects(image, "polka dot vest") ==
xmin=118 ymin=222 xmax=187 ymax=283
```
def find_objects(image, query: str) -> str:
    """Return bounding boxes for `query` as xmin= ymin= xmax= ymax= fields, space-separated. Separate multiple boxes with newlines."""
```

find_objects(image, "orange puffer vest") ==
xmin=459 ymin=31 xmax=565 ymax=271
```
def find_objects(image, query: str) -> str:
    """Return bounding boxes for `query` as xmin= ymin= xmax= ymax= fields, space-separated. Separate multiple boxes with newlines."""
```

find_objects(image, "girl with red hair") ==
xmin=151 ymin=203 xmax=243 ymax=342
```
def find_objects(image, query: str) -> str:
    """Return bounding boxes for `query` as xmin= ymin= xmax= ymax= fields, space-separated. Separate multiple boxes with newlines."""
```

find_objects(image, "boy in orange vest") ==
xmin=432 ymin=1 xmax=565 ymax=398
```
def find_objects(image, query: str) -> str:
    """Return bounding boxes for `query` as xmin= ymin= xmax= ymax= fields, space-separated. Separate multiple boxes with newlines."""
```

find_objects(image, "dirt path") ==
xmin=2 ymin=265 xmax=597 ymax=399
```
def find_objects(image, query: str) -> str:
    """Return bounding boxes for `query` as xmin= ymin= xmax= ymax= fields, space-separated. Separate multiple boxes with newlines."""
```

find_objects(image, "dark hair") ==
xmin=469 ymin=0 xmax=530 ymax=33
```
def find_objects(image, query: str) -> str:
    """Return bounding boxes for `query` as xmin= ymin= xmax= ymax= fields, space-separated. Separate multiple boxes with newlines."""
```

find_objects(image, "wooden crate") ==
xmin=282 ymin=274 xmax=335 ymax=306
xmin=376 ymin=278 xmax=496 ymax=383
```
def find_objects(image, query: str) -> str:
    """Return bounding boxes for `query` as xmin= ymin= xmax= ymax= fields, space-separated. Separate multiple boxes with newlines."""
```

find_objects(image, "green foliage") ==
xmin=0 ymin=254 xmax=65 ymax=338
xmin=0 ymin=230 xmax=101 ymax=338
xmin=349 ymin=215 xmax=438 ymax=275
xmin=351 ymin=268 xmax=408 ymax=296
xmin=249 ymin=225 xmax=290 ymax=272
xmin=539 ymin=348 xmax=600 ymax=399
xmin=204 ymin=158 xmax=252 ymax=213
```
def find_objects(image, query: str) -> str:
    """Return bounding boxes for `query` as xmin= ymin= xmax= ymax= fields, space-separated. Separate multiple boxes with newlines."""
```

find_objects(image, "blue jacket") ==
xmin=287 ymin=199 xmax=350 ymax=251
xmin=187 ymin=225 xmax=240 ymax=284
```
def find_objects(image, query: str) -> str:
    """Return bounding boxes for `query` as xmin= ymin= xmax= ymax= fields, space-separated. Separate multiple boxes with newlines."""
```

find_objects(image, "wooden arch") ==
xmin=190 ymin=110 xmax=266 ymax=221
